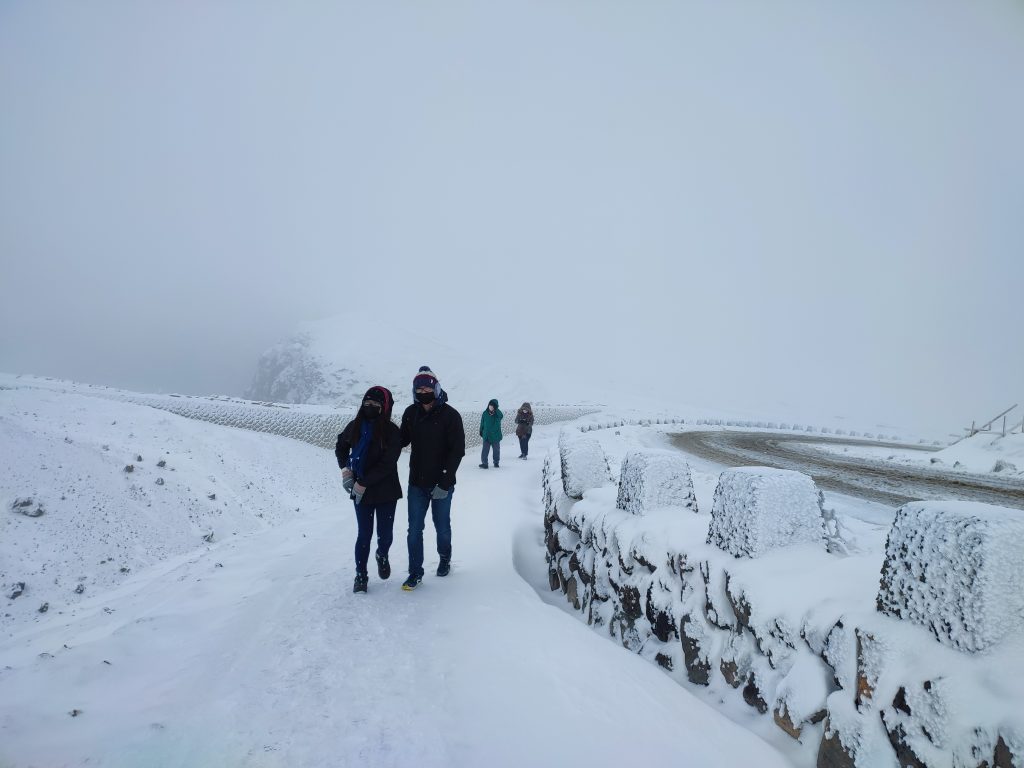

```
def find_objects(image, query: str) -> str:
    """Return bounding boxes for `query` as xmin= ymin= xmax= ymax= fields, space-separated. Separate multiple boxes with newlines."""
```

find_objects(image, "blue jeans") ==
xmin=481 ymin=440 xmax=500 ymax=467
xmin=407 ymin=484 xmax=454 ymax=578
xmin=354 ymin=499 xmax=397 ymax=575
xmin=518 ymin=435 xmax=530 ymax=457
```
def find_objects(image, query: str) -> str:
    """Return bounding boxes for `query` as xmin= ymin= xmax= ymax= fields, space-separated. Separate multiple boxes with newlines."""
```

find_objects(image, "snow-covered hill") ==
xmin=0 ymin=385 xmax=336 ymax=639
xmin=246 ymin=314 xmax=561 ymax=409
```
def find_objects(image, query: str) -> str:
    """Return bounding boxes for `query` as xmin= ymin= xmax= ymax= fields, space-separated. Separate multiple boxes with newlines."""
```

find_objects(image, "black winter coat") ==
xmin=399 ymin=402 xmax=466 ymax=491
xmin=335 ymin=419 xmax=403 ymax=504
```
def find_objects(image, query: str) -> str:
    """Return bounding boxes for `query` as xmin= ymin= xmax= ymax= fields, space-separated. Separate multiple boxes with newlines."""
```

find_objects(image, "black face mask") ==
xmin=361 ymin=404 xmax=381 ymax=419
xmin=416 ymin=391 xmax=436 ymax=405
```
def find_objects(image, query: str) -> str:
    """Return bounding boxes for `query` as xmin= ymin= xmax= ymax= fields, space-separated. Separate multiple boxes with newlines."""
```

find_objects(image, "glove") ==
xmin=431 ymin=484 xmax=449 ymax=500
xmin=341 ymin=468 xmax=355 ymax=495
xmin=353 ymin=482 xmax=366 ymax=505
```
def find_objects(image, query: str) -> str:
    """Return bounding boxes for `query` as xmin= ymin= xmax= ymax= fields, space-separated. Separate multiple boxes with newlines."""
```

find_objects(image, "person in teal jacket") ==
xmin=479 ymin=399 xmax=503 ymax=468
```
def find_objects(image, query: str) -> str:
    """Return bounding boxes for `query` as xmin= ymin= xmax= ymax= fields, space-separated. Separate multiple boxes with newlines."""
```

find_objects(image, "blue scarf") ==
xmin=349 ymin=420 xmax=374 ymax=479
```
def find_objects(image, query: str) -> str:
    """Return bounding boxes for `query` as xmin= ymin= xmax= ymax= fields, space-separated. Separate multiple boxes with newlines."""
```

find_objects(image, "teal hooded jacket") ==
xmin=480 ymin=399 xmax=503 ymax=443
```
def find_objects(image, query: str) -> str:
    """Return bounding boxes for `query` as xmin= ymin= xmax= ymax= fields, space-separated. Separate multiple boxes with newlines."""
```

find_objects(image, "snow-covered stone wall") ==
xmin=707 ymin=467 xmax=826 ymax=558
xmin=876 ymin=500 xmax=1024 ymax=653
xmin=615 ymin=449 xmax=698 ymax=516
xmin=559 ymin=430 xmax=613 ymax=500
xmin=543 ymin=445 xmax=1024 ymax=768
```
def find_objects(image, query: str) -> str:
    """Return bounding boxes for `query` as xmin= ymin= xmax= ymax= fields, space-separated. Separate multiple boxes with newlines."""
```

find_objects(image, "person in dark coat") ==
xmin=335 ymin=386 xmax=402 ymax=594
xmin=399 ymin=368 xmax=466 ymax=590
xmin=479 ymin=399 xmax=503 ymax=468
xmin=514 ymin=402 xmax=534 ymax=459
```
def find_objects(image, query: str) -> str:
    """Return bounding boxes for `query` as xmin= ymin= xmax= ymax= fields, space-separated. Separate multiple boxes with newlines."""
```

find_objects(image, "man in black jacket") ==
xmin=399 ymin=369 xmax=466 ymax=590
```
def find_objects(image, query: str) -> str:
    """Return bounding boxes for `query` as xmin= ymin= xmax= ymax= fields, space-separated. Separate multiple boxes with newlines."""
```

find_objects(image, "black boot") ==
xmin=375 ymin=551 xmax=391 ymax=580
xmin=353 ymin=573 xmax=368 ymax=593
xmin=436 ymin=558 xmax=451 ymax=577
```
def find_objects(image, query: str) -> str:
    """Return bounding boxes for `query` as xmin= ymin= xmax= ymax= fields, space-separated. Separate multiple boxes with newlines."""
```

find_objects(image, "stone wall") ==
xmin=543 ymin=446 xmax=1023 ymax=768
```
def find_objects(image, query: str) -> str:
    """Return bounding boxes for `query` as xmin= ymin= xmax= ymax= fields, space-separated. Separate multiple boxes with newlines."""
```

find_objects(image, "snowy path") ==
xmin=1 ymin=431 xmax=793 ymax=768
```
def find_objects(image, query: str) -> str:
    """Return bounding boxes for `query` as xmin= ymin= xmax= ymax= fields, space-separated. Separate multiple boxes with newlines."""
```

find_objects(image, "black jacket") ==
xmin=335 ymin=419 xmax=403 ymax=504
xmin=399 ymin=401 xmax=466 ymax=491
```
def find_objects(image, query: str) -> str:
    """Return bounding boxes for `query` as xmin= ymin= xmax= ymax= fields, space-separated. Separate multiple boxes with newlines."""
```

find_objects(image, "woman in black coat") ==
xmin=335 ymin=386 xmax=402 ymax=593
xmin=515 ymin=402 xmax=535 ymax=459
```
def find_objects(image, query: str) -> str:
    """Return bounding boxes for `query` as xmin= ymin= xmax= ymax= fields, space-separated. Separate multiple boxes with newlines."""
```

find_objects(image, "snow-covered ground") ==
xmin=805 ymin=431 xmax=1024 ymax=478
xmin=1 ymin=382 xmax=797 ymax=767
xmin=4 ymin=377 xmax=1021 ymax=767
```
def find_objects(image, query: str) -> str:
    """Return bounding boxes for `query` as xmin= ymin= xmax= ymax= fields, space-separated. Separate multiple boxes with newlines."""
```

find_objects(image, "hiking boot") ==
xmin=436 ymin=558 xmax=451 ymax=577
xmin=375 ymin=551 xmax=391 ymax=580
xmin=353 ymin=573 xmax=368 ymax=593
xmin=479 ymin=463 xmax=488 ymax=469
xmin=401 ymin=574 xmax=422 ymax=591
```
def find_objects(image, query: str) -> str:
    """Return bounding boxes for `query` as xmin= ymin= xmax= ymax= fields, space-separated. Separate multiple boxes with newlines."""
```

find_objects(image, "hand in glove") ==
xmin=341 ymin=468 xmax=355 ymax=494
xmin=353 ymin=482 xmax=366 ymax=505
xmin=430 ymin=484 xmax=449 ymax=500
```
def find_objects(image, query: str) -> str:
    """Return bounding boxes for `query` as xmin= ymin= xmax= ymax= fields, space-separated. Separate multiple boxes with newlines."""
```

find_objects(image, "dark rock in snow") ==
xmin=679 ymin=615 xmax=711 ymax=686
xmin=565 ymin=575 xmax=580 ymax=610
xmin=157 ymin=460 xmax=167 ymax=468
xmin=123 ymin=465 xmax=134 ymax=473
xmin=8 ymin=582 xmax=26 ymax=600
xmin=155 ymin=478 xmax=164 ymax=486
xmin=816 ymin=720 xmax=858 ymax=768
xmin=994 ymin=735 xmax=1015 ymax=768
xmin=38 ymin=602 xmax=49 ymax=613
xmin=742 ymin=675 xmax=769 ymax=714
xmin=883 ymin=721 xmax=927 ymax=768
xmin=774 ymin=704 xmax=803 ymax=740
xmin=74 ymin=583 xmax=85 ymax=595
xmin=619 ymin=585 xmax=643 ymax=622
xmin=720 ymin=658 xmax=744 ymax=689
xmin=11 ymin=498 xmax=44 ymax=517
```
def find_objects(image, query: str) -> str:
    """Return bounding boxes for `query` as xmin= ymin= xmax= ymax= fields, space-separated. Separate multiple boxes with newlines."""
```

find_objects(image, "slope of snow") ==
xmin=0 ymin=386 xmax=334 ymax=637
xmin=934 ymin=431 xmax=1024 ymax=474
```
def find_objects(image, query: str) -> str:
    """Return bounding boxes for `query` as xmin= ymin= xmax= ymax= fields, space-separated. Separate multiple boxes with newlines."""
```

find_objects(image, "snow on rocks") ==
xmin=9 ymin=497 xmax=45 ymax=517
xmin=558 ymin=429 xmax=613 ymax=500
xmin=706 ymin=467 xmax=826 ymax=558
xmin=615 ymin=449 xmax=698 ymax=516
xmin=544 ymin=430 xmax=1024 ymax=768
xmin=876 ymin=500 xmax=1024 ymax=653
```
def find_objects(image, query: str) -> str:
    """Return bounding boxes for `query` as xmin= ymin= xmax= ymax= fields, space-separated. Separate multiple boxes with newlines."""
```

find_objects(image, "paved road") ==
xmin=671 ymin=431 xmax=1024 ymax=510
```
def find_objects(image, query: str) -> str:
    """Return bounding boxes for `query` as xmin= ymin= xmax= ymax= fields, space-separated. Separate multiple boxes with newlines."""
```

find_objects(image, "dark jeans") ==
xmin=354 ymin=499 xmax=397 ymax=575
xmin=481 ymin=440 xmax=500 ymax=467
xmin=518 ymin=435 xmax=530 ymax=456
xmin=407 ymin=484 xmax=454 ymax=578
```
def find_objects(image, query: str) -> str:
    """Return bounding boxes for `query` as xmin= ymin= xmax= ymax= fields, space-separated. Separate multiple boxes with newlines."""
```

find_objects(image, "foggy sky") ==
xmin=2 ymin=0 xmax=1023 ymax=436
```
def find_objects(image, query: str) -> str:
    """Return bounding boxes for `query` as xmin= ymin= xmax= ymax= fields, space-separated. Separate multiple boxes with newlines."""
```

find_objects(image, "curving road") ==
xmin=670 ymin=431 xmax=1024 ymax=510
